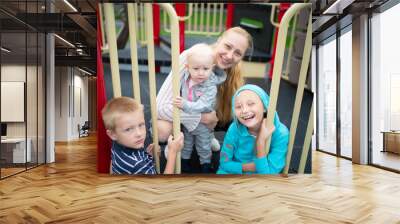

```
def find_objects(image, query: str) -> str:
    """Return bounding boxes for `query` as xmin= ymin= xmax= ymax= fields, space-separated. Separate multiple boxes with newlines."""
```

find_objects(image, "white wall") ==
xmin=1 ymin=64 xmax=46 ymax=164
xmin=55 ymin=66 xmax=69 ymax=141
xmin=1 ymin=65 xmax=36 ymax=137
xmin=1 ymin=65 xmax=26 ymax=139
xmin=54 ymin=67 xmax=89 ymax=141
xmin=73 ymin=73 xmax=89 ymax=136
xmin=1 ymin=65 xmax=26 ymax=81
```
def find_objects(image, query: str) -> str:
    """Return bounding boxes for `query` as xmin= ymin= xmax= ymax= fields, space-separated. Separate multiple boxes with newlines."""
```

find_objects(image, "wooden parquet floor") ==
xmin=1 ymin=134 xmax=400 ymax=223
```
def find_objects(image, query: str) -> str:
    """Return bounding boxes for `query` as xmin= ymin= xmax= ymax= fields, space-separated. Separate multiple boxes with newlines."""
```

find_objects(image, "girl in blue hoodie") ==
xmin=217 ymin=84 xmax=289 ymax=174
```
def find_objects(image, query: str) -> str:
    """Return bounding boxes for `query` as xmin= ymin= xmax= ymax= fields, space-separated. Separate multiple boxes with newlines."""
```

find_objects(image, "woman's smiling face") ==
xmin=214 ymin=31 xmax=248 ymax=69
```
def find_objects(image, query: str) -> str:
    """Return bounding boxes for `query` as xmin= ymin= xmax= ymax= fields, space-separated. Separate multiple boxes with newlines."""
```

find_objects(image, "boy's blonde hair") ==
xmin=102 ymin=96 xmax=143 ymax=131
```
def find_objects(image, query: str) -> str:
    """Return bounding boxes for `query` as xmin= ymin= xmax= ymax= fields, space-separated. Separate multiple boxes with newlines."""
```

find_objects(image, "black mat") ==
xmin=102 ymin=44 xmax=172 ymax=66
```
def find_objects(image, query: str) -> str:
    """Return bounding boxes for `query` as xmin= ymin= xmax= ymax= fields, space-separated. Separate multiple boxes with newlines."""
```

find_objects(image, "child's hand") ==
xmin=146 ymin=143 xmax=154 ymax=157
xmin=167 ymin=132 xmax=184 ymax=157
xmin=163 ymin=132 xmax=184 ymax=174
xmin=256 ymin=119 xmax=275 ymax=146
xmin=201 ymin=111 xmax=218 ymax=130
xmin=256 ymin=119 xmax=275 ymax=158
xmin=172 ymin=96 xmax=184 ymax=109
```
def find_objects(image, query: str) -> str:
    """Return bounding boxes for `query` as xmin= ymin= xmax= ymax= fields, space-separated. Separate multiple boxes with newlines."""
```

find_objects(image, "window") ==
xmin=339 ymin=28 xmax=352 ymax=158
xmin=370 ymin=2 xmax=400 ymax=171
xmin=317 ymin=36 xmax=337 ymax=154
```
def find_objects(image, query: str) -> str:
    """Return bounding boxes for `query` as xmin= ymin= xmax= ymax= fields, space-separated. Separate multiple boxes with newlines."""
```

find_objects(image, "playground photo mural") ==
xmin=97 ymin=2 xmax=313 ymax=175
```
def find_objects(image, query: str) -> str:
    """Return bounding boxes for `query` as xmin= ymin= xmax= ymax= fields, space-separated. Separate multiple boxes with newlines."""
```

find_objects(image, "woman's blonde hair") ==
xmin=215 ymin=27 xmax=253 ymax=125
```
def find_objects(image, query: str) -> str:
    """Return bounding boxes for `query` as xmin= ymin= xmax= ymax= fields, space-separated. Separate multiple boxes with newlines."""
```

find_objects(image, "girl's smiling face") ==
xmin=234 ymin=90 xmax=265 ymax=133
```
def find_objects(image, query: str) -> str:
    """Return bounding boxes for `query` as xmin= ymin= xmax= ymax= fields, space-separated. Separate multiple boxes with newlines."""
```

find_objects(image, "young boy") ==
xmin=171 ymin=43 xmax=223 ymax=173
xmin=217 ymin=84 xmax=290 ymax=174
xmin=102 ymin=96 xmax=183 ymax=174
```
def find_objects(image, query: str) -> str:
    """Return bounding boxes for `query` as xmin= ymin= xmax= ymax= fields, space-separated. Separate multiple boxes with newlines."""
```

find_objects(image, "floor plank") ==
xmin=0 ymin=134 xmax=399 ymax=223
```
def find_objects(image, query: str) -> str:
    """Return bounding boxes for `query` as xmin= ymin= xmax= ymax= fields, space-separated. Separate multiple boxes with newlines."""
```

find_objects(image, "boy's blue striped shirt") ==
xmin=111 ymin=141 xmax=156 ymax=175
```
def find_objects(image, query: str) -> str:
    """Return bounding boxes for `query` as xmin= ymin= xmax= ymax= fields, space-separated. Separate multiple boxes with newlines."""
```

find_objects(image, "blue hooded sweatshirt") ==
xmin=217 ymin=84 xmax=289 ymax=174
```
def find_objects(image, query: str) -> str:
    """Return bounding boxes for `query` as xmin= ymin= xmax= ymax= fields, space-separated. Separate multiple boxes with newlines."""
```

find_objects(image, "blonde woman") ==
xmin=156 ymin=27 xmax=253 ymax=169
